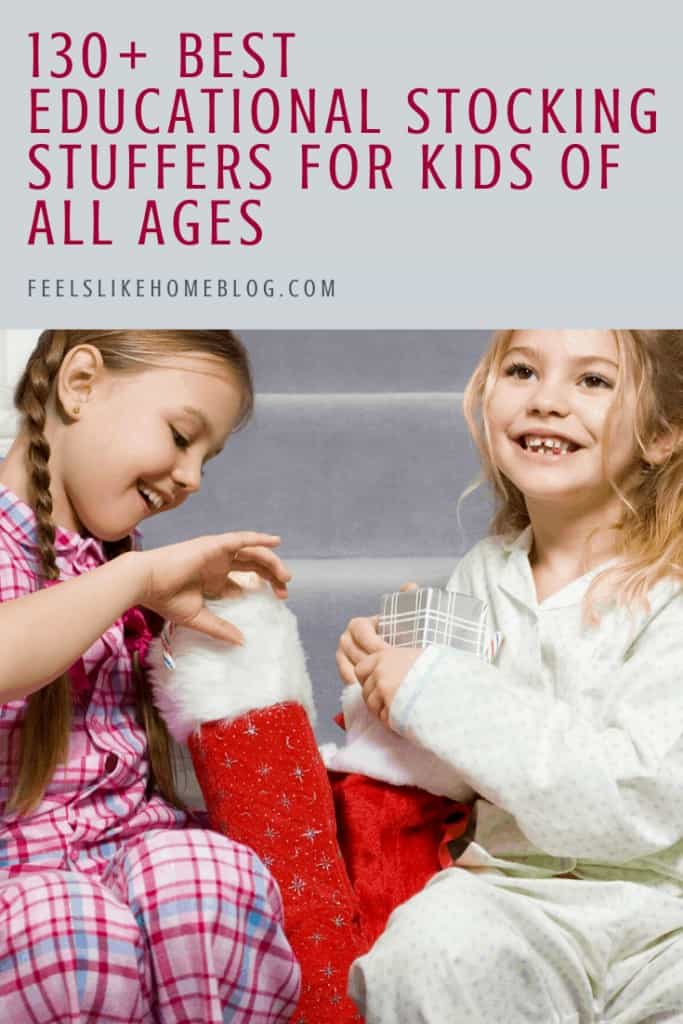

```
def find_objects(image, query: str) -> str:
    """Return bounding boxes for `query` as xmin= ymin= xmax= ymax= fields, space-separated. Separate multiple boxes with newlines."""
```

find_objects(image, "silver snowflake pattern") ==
xmin=256 ymin=763 xmax=272 ymax=778
xmin=320 ymin=963 xmax=336 ymax=978
xmin=301 ymin=826 xmax=322 ymax=842
xmin=289 ymin=876 xmax=306 ymax=894
xmin=310 ymin=931 xmax=324 ymax=945
xmin=316 ymin=855 xmax=334 ymax=873
xmin=262 ymin=855 xmax=275 ymax=868
xmin=244 ymin=721 xmax=258 ymax=736
xmin=280 ymin=794 xmax=292 ymax=809
xmin=264 ymin=825 xmax=278 ymax=840
xmin=330 ymin=993 xmax=342 ymax=1006
xmin=223 ymin=755 xmax=234 ymax=769
xmin=292 ymin=765 xmax=305 ymax=782
xmin=331 ymin=914 xmax=345 ymax=928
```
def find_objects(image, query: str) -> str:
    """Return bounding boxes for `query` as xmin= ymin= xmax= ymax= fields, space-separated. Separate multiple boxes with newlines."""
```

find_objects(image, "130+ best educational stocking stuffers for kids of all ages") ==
xmin=148 ymin=577 xmax=480 ymax=1023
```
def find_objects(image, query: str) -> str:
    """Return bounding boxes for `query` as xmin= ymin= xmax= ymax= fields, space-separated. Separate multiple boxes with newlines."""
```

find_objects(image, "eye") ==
xmin=171 ymin=427 xmax=190 ymax=449
xmin=504 ymin=361 xmax=536 ymax=381
xmin=580 ymin=374 xmax=613 ymax=389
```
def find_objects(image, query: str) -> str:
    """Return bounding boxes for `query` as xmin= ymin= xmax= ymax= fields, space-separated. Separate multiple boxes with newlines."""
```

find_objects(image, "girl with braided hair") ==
xmin=0 ymin=330 xmax=300 ymax=1024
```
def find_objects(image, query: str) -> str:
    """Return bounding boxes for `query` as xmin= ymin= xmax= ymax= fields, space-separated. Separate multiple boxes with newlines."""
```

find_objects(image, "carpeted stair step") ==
xmin=142 ymin=392 xmax=492 ymax=559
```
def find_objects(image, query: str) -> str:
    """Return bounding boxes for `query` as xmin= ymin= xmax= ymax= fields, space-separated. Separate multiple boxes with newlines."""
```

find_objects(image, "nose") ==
xmin=171 ymin=456 xmax=202 ymax=495
xmin=527 ymin=375 xmax=570 ymax=416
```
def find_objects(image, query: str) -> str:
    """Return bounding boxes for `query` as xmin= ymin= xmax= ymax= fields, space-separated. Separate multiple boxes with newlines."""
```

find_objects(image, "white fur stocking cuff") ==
xmin=322 ymin=683 xmax=475 ymax=802
xmin=147 ymin=582 xmax=316 ymax=743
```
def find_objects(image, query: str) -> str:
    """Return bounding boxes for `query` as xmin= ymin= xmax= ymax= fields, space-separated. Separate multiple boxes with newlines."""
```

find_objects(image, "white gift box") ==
xmin=378 ymin=587 xmax=497 ymax=660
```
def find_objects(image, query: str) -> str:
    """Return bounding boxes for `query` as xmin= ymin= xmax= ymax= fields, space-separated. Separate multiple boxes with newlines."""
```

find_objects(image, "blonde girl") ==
xmin=338 ymin=330 xmax=683 ymax=1023
xmin=0 ymin=330 xmax=300 ymax=1024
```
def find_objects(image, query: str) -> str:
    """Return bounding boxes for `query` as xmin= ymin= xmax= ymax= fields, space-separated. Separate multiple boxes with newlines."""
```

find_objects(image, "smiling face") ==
xmin=485 ymin=330 xmax=640 ymax=517
xmin=49 ymin=349 xmax=244 ymax=540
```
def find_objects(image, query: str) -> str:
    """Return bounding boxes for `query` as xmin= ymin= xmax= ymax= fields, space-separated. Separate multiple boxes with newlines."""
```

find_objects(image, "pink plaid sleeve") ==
xmin=0 ymin=543 xmax=36 ymax=604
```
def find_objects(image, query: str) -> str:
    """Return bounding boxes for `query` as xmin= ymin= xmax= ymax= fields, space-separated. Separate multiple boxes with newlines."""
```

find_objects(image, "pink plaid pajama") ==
xmin=0 ymin=486 xmax=300 ymax=1023
xmin=0 ymin=829 xmax=299 ymax=1023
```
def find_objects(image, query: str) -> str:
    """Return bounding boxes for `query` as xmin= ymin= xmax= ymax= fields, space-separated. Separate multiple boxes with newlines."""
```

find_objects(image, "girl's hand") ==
xmin=335 ymin=582 xmax=421 ymax=686
xmin=354 ymin=648 xmax=423 ymax=725
xmin=336 ymin=615 xmax=388 ymax=686
xmin=136 ymin=532 xmax=291 ymax=643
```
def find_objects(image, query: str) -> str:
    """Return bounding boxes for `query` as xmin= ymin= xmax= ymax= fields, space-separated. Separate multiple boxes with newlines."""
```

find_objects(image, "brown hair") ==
xmin=7 ymin=329 xmax=253 ymax=815
xmin=462 ymin=330 xmax=683 ymax=621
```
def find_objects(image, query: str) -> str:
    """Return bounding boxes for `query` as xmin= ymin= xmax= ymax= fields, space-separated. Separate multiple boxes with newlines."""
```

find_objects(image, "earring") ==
xmin=72 ymin=405 xmax=80 ymax=416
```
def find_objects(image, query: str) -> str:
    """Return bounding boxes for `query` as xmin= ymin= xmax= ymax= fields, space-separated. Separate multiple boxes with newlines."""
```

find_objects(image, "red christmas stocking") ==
xmin=148 ymin=582 xmax=470 ymax=1022
xmin=189 ymin=702 xmax=365 ymax=1024
xmin=330 ymin=771 xmax=471 ymax=947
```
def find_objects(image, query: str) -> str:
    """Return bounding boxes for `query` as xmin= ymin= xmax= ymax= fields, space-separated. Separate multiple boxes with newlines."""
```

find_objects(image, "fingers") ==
xmin=355 ymin=651 xmax=380 ymax=685
xmin=227 ymin=559 xmax=289 ymax=598
xmin=348 ymin=616 xmax=386 ymax=655
xmin=217 ymin=532 xmax=282 ymax=551
xmin=217 ymin=578 xmax=246 ymax=600
xmin=216 ymin=571 xmax=267 ymax=600
xmin=338 ymin=629 xmax=366 ymax=667
xmin=362 ymin=671 xmax=385 ymax=717
xmin=185 ymin=606 xmax=245 ymax=645
xmin=336 ymin=647 xmax=358 ymax=686
xmin=204 ymin=547 xmax=291 ymax=602
xmin=231 ymin=545 xmax=292 ymax=599
xmin=233 ymin=546 xmax=291 ymax=582
xmin=399 ymin=580 xmax=419 ymax=593
xmin=337 ymin=616 xmax=385 ymax=687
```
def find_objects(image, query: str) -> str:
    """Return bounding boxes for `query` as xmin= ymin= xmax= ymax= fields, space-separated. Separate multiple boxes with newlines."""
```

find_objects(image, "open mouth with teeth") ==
xmin=138 ymin=483 xmax=164 ymax=511
xmin=517 ymin=435 xmax=582 ymax=457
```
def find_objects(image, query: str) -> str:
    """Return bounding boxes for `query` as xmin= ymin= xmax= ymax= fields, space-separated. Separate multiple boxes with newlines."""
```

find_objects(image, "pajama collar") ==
xmin=0 ymin=482 xmax=106 ymax=567
xmin=498 ymin=524 xmax=617 ymax=613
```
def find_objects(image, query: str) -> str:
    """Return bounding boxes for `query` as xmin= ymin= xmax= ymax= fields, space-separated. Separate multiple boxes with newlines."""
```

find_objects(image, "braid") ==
xmin=7 ymin=331 xmax=72 ymax=815
xmin=15 ymin=330 xmax=69 ymax=581
xmin=104 ymin=535 xmax=187 ymax=811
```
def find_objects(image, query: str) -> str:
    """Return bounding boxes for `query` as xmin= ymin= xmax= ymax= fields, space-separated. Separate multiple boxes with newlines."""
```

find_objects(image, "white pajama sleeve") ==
xmin=389 ymin=594 xmax=683 ymax=864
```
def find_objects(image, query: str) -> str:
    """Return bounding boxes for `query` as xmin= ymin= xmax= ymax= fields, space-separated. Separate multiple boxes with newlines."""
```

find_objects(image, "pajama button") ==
xmin=105 ymin=753 xmax=118 ymax=772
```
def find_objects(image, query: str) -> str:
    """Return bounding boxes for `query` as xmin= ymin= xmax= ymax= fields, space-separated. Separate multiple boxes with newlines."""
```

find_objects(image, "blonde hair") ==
xmin=7 ymin=329 xmax=253 ymax=816
xmin=462 ymin=329 xmax=683 ymax=620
